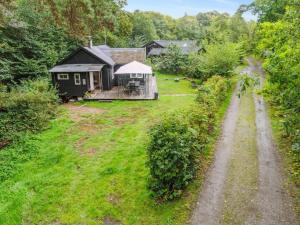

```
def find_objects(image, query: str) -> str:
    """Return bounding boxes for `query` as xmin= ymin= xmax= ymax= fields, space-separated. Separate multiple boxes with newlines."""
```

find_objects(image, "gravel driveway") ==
xmin=190 ymin=59 xmax=298 ymax=225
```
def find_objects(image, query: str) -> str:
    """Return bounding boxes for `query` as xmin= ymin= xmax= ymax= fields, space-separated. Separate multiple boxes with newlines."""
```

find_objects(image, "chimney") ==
xmin=88 ymin=36 xmax=93 ymax=48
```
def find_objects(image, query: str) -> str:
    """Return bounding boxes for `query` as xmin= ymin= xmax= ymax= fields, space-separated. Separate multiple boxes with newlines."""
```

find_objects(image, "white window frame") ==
xmin=57 ymin=73 xmax=69 ymax=80
xmin=74 ymin=73 xmax=81 ymax=85
xmin=130 ymin=73 xmax=143 ymax=79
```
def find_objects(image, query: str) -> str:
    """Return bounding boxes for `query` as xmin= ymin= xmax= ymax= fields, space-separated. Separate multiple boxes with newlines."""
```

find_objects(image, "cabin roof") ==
xmin=115 ymin=61 xmax=152 ymax=75
xmin=97 ymin=44 xmax=111 ymax=49
xmin=50 ymin=45 xmax=146 ymax=72
xmin=145 ymin=40 xmax=200 ymax=55
xmin=49 ymin=64 xmax=104 ymax=73
xmin=83 ymin=47 xmax=115 ymax=66
xmin=148 ymin=48 xmax=167 ymax=56
xmin=100 ymin=48 xmax=146 ymax=65
xmin=154 ymin=40 xmax=197 ymax=48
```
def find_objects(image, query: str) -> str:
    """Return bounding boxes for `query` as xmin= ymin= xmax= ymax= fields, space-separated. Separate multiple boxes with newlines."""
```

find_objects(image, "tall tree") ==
xmin=131 ymin=11 xmax=158 ymax=44
xmin=254 ymin=0 xmax=300 ymax=148
xmin=175 ymin=15 xmax=204 ymax=40
xmin=0 ymin=0 xmax=79 ymax=83
xmin=250 ymin=0 xmax=288 ymax=22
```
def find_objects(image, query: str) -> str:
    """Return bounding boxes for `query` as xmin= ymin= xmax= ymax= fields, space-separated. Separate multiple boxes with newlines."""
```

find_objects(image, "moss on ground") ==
xmin=221 ymin=91 xmax=259 ymax=225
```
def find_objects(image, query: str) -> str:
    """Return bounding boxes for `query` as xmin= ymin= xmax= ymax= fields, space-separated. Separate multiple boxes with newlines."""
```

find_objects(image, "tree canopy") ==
xmin=254 ymin=0 xmax=300 ymax=151
xmin=0 ymin=0 xmax=255 ymax=83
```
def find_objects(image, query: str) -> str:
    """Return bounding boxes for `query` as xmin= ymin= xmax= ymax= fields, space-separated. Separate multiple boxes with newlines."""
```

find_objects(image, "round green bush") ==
xmin=147 ymin=114 xmax=199 ymax=201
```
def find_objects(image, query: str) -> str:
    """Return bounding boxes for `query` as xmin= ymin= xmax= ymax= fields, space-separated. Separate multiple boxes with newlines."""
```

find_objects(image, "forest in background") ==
xmin=0 ymin=0 xmax=254 ymax=84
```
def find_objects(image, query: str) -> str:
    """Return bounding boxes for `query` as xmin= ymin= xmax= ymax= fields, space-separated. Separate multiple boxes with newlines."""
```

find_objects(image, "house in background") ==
xmin=49 ymin=39 xmax=158 ymax=100
xmin=143 ymin=40 xmax=203 ymax=57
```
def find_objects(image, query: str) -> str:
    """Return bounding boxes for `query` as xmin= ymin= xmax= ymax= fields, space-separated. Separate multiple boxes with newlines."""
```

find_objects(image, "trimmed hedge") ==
xmin=147 ymin=75 xmax=233 ymax=201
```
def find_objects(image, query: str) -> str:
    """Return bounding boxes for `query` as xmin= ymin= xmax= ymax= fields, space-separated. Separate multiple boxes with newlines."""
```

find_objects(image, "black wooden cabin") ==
xmin=49 ymin=43 xmax=146 ymax=99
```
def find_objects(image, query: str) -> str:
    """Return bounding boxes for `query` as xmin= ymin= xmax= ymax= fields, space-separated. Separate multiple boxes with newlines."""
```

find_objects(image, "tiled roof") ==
xmin=83 ymin=46 xmax=115 ymax=66
xmin=99 ymin=48 xmax=146 ymax=65
xmin=148 ymin=40 xmax=200 ymax=55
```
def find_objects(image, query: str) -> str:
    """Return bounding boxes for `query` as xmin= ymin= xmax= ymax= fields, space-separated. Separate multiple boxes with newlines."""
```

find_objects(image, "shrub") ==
xmin=188 ymin=106 xmax=211 ymax=148
xmin=190 ymin=76 xmax=232 ymax=147
xmin=195 ymin=76 xmax=232 ymax=126
xmin=147 ymin=76 xmax=233 ymax=201
xmin=201 ymin=75 xmax=232 ymax=104
xmin=184 ymin=53 xmax=203 ymax=78
xmin=154 ymin=44 xmax=188 ymax=74
xmin=0 ymin=78 xmax=58 ymax=145
xmin=185 ymin=42 xmax=243 ymax=80
xmin=147 ymin=114 xmax=199 ymax=201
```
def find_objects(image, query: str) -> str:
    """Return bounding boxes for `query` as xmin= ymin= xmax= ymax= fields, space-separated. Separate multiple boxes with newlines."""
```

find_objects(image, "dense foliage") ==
xmin=0 ymin=1 xmax=254 ymax=83
xmin=0 ymin=79 xmax=58 ymax=145
xmin=155 ymin=45 xmax=188 ymax=74
xmin=191 ymin=76 xmax=232 ymax=142
xmin=147 ymin=76 xmax=233 ymax=201
xmin=0 ymin=1 xmax=80 ymax=83
xmin=147 ymin=115 xmax=199 ymax=201
xmin=153 ymin=42 xmax=243 ymax=79
xmin=185 ymin=43 xmax=243 ymax=79
xmin=254 ymin=0 xmax=300 ymax=153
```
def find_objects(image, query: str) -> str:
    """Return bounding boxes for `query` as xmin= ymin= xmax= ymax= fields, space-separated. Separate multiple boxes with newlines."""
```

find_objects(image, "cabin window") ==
xmin=130 ymin=73 xmax=143 ymax=79
xmin=58 ymin=74 xmax=69 ymax=80
xmin=74 ymin=73 xmax=81 ymax=85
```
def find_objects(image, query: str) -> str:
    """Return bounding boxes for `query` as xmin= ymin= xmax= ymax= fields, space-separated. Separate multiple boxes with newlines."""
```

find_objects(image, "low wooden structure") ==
xmin=49 ymin=40 xmax=153 ymax=99
xmin=85 ymin=62 xmax=158 ymax=100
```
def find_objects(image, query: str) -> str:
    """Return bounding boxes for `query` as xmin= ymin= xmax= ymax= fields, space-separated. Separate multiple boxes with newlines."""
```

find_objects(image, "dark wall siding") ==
xmin=102 ymin=66 xmax=112 ymax=90
xmin=52 ymin=72 xmax=89 ymax=97
xmin=61 ymin=49 xmax=107 ymax=65
xmin=52 ymin=48 xmax=118 ymax=95
xmin=113 ymin=64 xmax=123 ymax=86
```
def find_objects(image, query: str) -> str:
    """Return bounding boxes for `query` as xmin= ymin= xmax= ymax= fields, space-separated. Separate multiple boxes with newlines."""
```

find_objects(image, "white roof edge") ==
xmin=49 ymin=64 xmax=104 ymax=73
xmin=115 ymin=61 xmax=152 ymax=75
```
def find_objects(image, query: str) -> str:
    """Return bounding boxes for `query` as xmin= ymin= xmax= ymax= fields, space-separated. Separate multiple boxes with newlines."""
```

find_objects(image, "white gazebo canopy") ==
xmin=115 ymin=61 xmax=152 ymax=75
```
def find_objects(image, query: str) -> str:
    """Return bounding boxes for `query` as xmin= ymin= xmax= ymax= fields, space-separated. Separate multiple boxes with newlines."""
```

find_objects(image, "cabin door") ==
xmin=93 ymin=71 xmax=103 ymax=91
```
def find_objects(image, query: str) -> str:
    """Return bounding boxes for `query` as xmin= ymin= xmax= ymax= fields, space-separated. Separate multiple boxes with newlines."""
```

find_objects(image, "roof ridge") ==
xmin=84 ymin=46 xmax=115 ymax=65
xmin=102 ymin=48 xmax=145 ymax=50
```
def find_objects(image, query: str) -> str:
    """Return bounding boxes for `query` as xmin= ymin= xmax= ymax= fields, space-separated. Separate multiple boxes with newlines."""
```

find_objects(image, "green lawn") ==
xmin=0 ymin=74 xmax=201 ymax=225
xmin=0 ymin=74 xmax=234 ymax=225
xmin=155 ymin=72 xmax=198 ymax=95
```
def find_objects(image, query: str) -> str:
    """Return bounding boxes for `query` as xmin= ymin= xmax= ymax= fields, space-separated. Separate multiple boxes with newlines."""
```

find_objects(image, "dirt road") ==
xmin=190 ymin=59 xmax=298 ymax=225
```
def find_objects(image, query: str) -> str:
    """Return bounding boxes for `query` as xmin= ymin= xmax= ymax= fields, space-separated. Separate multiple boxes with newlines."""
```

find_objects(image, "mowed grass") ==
xmin=156 ymin=72 xmax=198 ymax=95
xmin=0 ymin=74 xmax=200 ymax=225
